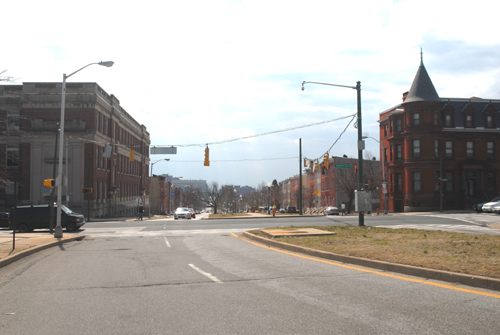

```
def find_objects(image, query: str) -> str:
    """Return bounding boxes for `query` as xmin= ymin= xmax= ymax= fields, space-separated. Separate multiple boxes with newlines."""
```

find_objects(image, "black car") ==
xmin=286 ymin=206 xmax=298 ymax=213
xmin=9 ymin=205 xmax=85 ymax=232
xmin=0 ymin=212 xmax=9 ymax=228
xmin=473 ymin=196 xmax=500 ymax=213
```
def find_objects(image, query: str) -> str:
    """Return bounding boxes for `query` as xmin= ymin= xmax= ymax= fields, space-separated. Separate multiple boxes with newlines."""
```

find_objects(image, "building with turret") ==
xmin=379 ymin=56 xmax=500 ymax=212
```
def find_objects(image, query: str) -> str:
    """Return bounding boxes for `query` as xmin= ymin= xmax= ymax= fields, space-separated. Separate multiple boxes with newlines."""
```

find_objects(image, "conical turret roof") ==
xmin=404 ymin=56 xmax=440 ymax=103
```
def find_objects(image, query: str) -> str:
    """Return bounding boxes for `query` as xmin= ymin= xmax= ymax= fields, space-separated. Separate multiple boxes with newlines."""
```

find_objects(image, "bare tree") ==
xmin=0 ymin=70 xmax=17 ymax=82
xmin=336 ymin=168 xmax=358 ymax=213
xmin=199 ymin=181 xmax=224 ymax=214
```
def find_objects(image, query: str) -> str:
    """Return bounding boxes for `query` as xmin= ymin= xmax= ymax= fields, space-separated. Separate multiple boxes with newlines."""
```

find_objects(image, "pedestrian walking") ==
xmin=139 ymin=205 xmax=144 ymax=221
xmin=341 ymin=202 xmax=346 ymax=216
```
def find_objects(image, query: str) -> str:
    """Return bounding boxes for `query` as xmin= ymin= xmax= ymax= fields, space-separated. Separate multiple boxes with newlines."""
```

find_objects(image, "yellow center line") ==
xmin=230 ymin=232 xmax=500 ymax=299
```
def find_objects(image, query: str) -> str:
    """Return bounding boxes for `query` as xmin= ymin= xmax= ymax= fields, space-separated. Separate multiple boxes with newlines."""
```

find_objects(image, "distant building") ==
xmin=166 ymin=177 xmax=208 ymax=192
xmin=0 ymin=82 xmax=150 ymax=217
xmin=379 ymin=57 xmax=500 ymax=212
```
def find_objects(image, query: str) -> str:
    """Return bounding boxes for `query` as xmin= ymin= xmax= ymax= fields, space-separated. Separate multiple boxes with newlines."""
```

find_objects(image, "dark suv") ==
xmin=0 ymin=212 xmax=9 ymax=228
xmin=9 ymin=205 xmax=85 ymax=232
xmin=286 ymin=206 xmax=298 ymax=213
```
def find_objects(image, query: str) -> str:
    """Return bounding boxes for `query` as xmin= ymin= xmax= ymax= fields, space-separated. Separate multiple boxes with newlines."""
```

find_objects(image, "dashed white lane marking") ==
xmin=164 ymin=237 xmax=171 ymax=247
xmin=188 ymin=264 xmax=222 ymax=283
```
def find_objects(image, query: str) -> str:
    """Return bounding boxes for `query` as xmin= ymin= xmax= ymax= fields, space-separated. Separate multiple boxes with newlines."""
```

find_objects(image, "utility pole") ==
xmin=299 ymin=138 xmax=303 ymax=215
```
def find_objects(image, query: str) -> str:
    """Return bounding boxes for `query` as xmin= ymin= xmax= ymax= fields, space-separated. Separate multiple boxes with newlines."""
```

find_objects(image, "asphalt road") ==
xmin=1 ymin=213 xmax=499 ymax=334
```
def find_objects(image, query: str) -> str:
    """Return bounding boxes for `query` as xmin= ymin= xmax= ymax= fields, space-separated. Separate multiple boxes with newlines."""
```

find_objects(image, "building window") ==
xmin=96 ymin=112 xmax=100 ymax=131
xmin=7 ymin=145 xmax=19 ymax=167
xmin=413 ymin=113 xmax=420 ymax=126
xmin=445 ymin=171 xmax=453 ymax=192
xmin=487 ymin=172 xmax=496 ymax=192
xmin=7 ymin=111 xmax=20 ymax=131
xmin=413 ymin=171 xmax=421 ymax=192
xmin=384 ymin=148 xmax=387 ymax=163
xmin=390 ymin=145 xmax=393 ymax=161
xmin=434 ymin=113 xmax=439 ymax=126
xmin=390 ymin=121 xmax=393 ymax=133
xmin=465 ymin=114 xmax=474 ymax=128
xmin=445 ymin=141 xmax=453 ymax=158
xmin=486 ymin=115 xmax=494 ymax=128
xmin=466 ymin=141 xmax=474 ymax=159
xmin=384 ymin=124 xmax=387 ymax=137
xmin=96 ymin=147 xmax=99 ymax=168
xmin=412 ymin=139 xmax=420 ymax=158
xmin=396 ymin=144 xmax=402 ymax=160
xmin=395 ymin=119 xmax=401 ymax=132
xmin=5 ymin=181 xmax=18 ymax=204
xmin=487 ymin=141 xmax=495 ymax=159
xmin=435 ymin=139 xmax=440 ymax=158
xmin=445 ymin=114 xmax=452 ymax=127
xmin=396 ymin=173 xmax=402 ymax=192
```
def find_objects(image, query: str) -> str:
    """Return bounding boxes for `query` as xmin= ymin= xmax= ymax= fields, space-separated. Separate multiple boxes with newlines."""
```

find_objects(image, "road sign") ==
xmin=334 ymin=164 xmax=351 ymax=169
xmin=314 ymin=190 xmax=319 ymax=196
xmin=40 ymin=188 xmax=50 ymax=192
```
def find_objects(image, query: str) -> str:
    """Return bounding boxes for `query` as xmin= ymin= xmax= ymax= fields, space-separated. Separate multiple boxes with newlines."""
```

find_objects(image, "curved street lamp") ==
xmin=55 ymin=61 xmax=114 ymax=238
xmin=149 ymin=158 xmax=170 ymax=217
xmin=302 ymin=80 xmax=365 ymax=226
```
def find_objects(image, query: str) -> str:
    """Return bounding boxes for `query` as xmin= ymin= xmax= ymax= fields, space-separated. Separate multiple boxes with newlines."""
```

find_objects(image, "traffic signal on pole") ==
xmin=82 ymin=188 xmax=94 ymax=194
xmin=44 ymin=179 xmax=55 ymax=188
xmin=204 ymin=147 xmax=210 ymax=166
xmin=436 ymin=181 xmax=440 ymax=187
xmin=321 ymin=163 xmax=326 ymax=175
xmin=304 ymin=159 xmax=307 ymax=168
xmin=324 ymin=154 xmax=329 ymax=169
xmin=354 ymin=165 xmax=358 ymax=174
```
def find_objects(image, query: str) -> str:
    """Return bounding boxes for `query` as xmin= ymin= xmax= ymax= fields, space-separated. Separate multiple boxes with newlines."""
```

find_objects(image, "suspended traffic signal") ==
xmin=204 ymin=147 xmax=210 ymax=166
xmin=304 ymin=159 xmax=307 ymax=168
xmin=436 ymin=181 xmax=441 ymax=187
xmin=324 ymin=154 xmax=329 ymax=169
xmin=82 ymin=188 xmax=93 ymax=194
xmin=44 ymin=179 xmax=55 ymax=188
xmin=321 ymin=163 xmax=326 ymax=175
xmin=354 ymin=165 xmax=358 ymax=174
xmin=129 ymin=149 xmax=134 ymax=162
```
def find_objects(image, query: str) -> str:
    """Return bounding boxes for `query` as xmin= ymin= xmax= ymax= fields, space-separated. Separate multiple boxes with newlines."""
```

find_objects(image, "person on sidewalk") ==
xmin=341 ymin=202 xmax=346 ymax=216
xmin=139 ymin=205 xmax=144 ymax=221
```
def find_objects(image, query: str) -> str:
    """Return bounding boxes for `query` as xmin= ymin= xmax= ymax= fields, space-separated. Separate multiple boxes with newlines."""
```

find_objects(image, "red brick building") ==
xmin=379 ymin=58 xmax=500 ymax=212
xmin=0 ymin=82 xmax=151 ymax=217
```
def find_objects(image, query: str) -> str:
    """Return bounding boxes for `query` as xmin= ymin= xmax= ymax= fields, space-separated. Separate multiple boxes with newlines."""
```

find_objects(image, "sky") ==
xmin=3 ymin=0 xmax=500 ymax=188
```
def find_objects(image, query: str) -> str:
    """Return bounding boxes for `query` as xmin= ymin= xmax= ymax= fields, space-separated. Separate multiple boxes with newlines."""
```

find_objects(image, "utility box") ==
xmin=355 ymin=190 xmax=371 ymax=212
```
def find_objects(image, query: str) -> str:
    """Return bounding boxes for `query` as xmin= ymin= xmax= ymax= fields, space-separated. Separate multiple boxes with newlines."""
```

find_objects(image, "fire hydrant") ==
xmin=376 ymin=208 xmax=380 ymax=215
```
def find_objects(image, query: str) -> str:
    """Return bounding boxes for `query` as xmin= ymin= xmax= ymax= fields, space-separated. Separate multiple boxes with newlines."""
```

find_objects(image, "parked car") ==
xmin=286 ymin=206 xmax=298 ymax=213
xmin=493 ymin=204 xmax=500 ymax=214
xmin=0 ymin=212 xmax=10 ymax=228
xmin=473 ymin=196 xmax=500 ymax=213
xmin=323 ymin=206 xmax=340 ymax=215
xmin=174 ymin=207 xmax=191 ymax=220
xmin=279 ymin=208 xmax=286 ymax=213
xmin=9 ymin=204 xmax=85 ymax=232
xmin=188 ymin=208 xmax=196 ymax=218
xmin=481 ymin=201 xmax=500 ymax=213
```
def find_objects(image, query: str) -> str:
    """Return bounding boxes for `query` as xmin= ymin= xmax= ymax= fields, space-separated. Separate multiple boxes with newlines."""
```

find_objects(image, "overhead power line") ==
xmin=152 ymin=114 xmax=356 ymax=148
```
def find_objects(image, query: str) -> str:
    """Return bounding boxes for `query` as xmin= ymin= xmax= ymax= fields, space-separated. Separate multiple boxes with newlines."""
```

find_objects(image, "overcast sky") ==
xmin=3 ymin=0 xmax=500 ymax=188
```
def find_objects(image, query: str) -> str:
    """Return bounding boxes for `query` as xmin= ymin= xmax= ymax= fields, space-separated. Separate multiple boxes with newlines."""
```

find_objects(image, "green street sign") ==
xmin=334 ymin=164 xmax=351 ymax=169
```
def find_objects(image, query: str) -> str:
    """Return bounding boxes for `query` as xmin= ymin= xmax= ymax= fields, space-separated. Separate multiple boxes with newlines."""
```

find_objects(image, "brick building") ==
xmin=0 ymin=82 xmax=150 ymax=217
xmin=379 ymin=58 xmax=500 ymax=212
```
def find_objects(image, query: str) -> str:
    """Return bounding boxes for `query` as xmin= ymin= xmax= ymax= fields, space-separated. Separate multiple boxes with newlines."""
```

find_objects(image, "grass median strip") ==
xmin=249 ymin=226 xmax=500 ymax=279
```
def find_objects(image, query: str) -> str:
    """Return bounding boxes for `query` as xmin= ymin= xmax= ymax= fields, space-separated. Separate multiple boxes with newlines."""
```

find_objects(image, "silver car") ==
xmin=323 ymin=206 xmax=340 ymax=215
xmin=174 ymin=207 xmax=192 ymax=220
xmin=481 ymin=201 xmax=500 ymax=213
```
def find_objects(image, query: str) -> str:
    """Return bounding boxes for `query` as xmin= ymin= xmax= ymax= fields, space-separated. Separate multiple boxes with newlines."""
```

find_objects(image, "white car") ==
xmin=481 ymin=201 xmax=500 ymax=213
xmin=493 ymin=204 xmax=500 ymax=214
xmin=174 ymin=207 xmax=191 ymax=220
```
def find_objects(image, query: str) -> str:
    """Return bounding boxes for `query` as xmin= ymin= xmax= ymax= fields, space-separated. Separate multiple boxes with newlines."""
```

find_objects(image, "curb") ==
xmin=242 ymin=232 xmax=500 ymax=292
xmin=0 ymin=235 xmax=85 ymax=269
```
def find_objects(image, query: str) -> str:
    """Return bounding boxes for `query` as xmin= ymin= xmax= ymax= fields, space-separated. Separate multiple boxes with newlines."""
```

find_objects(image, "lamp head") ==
xmin=98 ymin=61 xmax=114 ymax=67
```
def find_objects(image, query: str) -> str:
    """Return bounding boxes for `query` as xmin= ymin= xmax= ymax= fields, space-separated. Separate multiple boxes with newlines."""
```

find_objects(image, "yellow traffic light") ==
xmin=324 ymin=154 xmax=329 ymax=169
xmin=204 ymin=147 xmax=210 ymax=166
xmin=82 ymin=188 xmax=94 ymax=194
xmin=129 ymin=149 xmax=134 ymax=162
xmin=44 ymin=179 xmax=55 ymax=188
xmin=304 ymin=159 xmax=307 ymax=168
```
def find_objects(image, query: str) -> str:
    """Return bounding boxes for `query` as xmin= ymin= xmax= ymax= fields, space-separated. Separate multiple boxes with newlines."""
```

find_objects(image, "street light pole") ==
xmin=302 ymin=80 xmax=364 ymax=226
xmin=149 ymin=158 xmax=170 ymax=218
xmin=363 ymin=136 xmax=387 ymax=214
xmin=55 ymin=61 xmax=113 ymax=238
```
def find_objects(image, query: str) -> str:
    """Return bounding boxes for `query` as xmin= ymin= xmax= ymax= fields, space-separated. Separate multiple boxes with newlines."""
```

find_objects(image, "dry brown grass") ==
xmin=209 ymin=213 xmax=251 ymax=218
xmin=251 ymin=226 xmax=500 ymax=279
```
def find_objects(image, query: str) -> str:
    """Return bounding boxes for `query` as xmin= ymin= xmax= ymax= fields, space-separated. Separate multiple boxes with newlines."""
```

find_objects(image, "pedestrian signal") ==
xmin=44 ymin=179 xmax=55 ymax=188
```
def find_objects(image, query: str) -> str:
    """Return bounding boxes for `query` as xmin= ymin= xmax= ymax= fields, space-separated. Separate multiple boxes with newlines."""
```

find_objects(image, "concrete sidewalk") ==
xmin=0 ymin=232 xmax=84 ymax=268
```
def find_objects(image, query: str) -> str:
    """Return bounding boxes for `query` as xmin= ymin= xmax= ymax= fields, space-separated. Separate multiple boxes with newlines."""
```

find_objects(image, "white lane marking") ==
xmin=164 ymin=237 xmax=171 ymax=247
xmin=188 ymin=264 xmax=222 ymax=283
